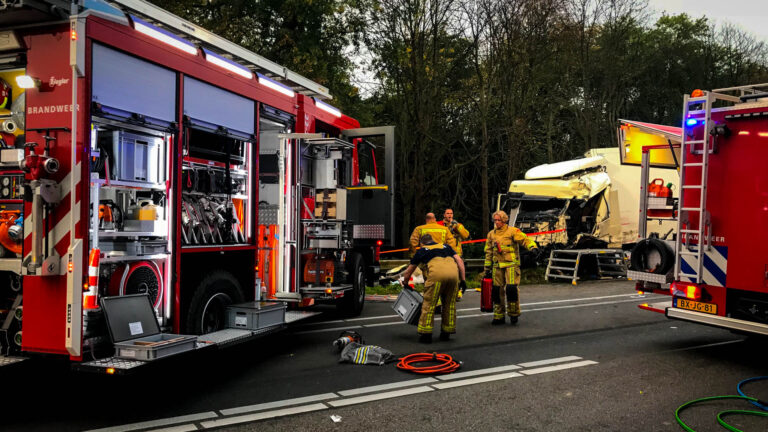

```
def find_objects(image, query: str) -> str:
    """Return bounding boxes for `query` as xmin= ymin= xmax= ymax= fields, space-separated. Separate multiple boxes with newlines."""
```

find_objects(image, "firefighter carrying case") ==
xmin=101 ymin=294 xmax=197 ymax=361
xmin=393 ymin=288 xmax=423 ymax=325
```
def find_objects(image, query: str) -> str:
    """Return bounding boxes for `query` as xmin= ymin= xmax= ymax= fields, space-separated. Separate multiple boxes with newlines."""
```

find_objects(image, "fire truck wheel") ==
xmin=337 ymin=254 xmax=365 ymax=317
xmin=186 ymin=270 xmax=244 ymax=335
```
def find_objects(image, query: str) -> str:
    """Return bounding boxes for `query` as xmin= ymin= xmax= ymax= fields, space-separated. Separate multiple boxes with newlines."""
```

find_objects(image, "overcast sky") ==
xmin=647 ymin=0 xmax=768 ymax=42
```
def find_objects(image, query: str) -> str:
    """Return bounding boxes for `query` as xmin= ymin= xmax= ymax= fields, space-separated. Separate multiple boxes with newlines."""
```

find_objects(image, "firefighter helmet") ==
xmin=0 ymin=79 xmax=10 ymax=110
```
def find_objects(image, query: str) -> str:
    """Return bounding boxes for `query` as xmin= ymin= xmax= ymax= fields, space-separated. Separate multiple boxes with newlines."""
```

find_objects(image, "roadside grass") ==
xmin=366 ymin=267 xmax=547 ymax=295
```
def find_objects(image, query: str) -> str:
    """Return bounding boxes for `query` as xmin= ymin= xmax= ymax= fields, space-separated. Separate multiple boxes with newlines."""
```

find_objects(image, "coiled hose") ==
xmin=396 ymin=352 xmax=461 ymax=374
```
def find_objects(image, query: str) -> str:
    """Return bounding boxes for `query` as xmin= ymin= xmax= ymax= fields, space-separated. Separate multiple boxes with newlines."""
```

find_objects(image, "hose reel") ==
xmin=108 ymin=260 xmax=164 ymax=308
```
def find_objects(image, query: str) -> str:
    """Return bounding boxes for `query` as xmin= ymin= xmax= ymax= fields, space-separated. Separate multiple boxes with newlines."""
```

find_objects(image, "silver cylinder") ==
xmin=2 ymin=119 xmax=16 ymax=134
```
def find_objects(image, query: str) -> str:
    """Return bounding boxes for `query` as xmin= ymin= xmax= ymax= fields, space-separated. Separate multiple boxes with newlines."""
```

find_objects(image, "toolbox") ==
xmin=392 ymin=288 xmax=423 ymax=325
xmin=101 ymin=294 xmax=196 ymax=361
xmin=226 ymin=301 xmax=286 ymax=330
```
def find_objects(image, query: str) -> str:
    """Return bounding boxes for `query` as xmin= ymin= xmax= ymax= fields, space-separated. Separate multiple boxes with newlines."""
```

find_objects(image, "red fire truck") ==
xmin=630 ymin=84 xmax=768 ymax=336
xmin=0 ymin=0 xmax=394 ymax=373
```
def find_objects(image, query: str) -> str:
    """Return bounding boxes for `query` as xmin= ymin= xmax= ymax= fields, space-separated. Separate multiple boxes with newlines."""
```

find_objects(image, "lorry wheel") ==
xmin=186 ymin=270 xmax=244 ymax=335
xmin=337 ymin=254 xmax=365 ymax=317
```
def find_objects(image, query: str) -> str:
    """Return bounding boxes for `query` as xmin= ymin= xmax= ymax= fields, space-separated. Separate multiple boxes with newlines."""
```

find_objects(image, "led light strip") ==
xmin=257 ymin=73 xmax=295 ymax=98
xmin=131 ymin=16 xmax=197 ymax=56
xmin=313 ymin=98 xmax=342 ymax=117
xmin=203 ymin=49 xmax=253 ymax=79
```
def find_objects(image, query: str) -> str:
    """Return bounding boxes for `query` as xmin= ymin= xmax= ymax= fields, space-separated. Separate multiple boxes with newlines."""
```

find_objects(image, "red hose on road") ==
xmin=396 ymin=352 xmax=461 ymax=374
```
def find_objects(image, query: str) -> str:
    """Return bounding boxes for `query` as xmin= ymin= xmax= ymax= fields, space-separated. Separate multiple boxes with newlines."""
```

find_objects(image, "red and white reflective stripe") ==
xmin=23 ymin=162 xmax=83 ymax=265
xmin=83 ymin=248 xmax=99 ymax=310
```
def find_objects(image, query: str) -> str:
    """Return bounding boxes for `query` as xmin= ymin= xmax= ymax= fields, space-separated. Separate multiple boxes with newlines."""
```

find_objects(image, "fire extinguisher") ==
xmin=481 ymin=277 xmax=493 ymax=312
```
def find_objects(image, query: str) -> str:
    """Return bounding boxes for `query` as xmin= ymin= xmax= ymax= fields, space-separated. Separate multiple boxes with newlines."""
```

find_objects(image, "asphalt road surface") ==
xmin=4 ymin=280 xmax=768 ymax=432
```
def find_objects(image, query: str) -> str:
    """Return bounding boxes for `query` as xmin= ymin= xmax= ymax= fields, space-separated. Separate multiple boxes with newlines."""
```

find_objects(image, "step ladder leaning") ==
xmin=545 ymin=249 xmax=627 ymax=285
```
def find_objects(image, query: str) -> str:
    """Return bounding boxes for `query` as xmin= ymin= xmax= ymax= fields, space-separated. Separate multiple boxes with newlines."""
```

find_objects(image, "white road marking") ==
xmin=294 ymin=297 xmax=662 ymax=334
xmin=295 ymin=325 xmax=363 ymax=335
xmin=295 ymin=293 xmax=659 ymax=329
xmin=523 ymin=298 xmax=657 ymax=312
xmin=200 ymin=403 xmax=328 ymax=428
xmin=519 ymin=360 xmax=598 ymax=375
xmin=457 ymin=293 xmax=649 ymax=312
xmin=99 ymin=355 xmax=599 ymax=431
xmin=327 ymin=386 xmax=434 ymax=408
xmin=363 ymin=321 xmax=405 ymax=327
xmin=431 ymin=371 xmax=523 ymax=390
xmin=666 ymin=339 xmax=742 ymax=353
xmin=83 ymin=412 xmax=218 ymax=432
xmin=517 ymin=355 xmax=583 ymax=368
xmin=436 ymin=364 xmax=522 ymax=381
xmin=338 ymin=377 xmax=438 ymax=396
xmin=145 ymin=425 xmax=199 ymax=432
xmin=219 ymin=393 xmax=338 ymax=416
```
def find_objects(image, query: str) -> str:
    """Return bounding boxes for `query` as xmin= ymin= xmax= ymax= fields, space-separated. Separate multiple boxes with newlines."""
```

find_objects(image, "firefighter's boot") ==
xmin=418 ymin=333 xmax=432 ymax=344
xmin=506 ymin=284 xmax=520 ymax=324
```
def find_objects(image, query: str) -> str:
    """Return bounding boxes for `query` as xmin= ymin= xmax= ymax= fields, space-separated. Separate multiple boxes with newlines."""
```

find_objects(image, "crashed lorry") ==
xmin=0 ymin=0 xmax=394 ymax=374
xmin=495 ymin=122 xmax=681 ymax=269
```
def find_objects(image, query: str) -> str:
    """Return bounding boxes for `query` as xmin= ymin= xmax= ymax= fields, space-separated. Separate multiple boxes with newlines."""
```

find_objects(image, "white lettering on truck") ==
xmin=27 ymin=104 xmax=81 ymax=115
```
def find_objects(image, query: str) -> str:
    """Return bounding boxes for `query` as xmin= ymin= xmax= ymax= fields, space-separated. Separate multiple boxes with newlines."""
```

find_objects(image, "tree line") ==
xmin=151 ymin=0 xmax=768 ymax=255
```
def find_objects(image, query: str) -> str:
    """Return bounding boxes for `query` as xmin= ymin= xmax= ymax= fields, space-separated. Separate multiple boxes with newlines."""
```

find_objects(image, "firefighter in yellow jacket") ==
xmin=401 ymin=234 xmax=466 ymax=343
xmin=438 ymin=208 xmax=470 ymax=300
xmin=484 ymin=210 xmax=539 ymax=324
xmin=409 ymin=213 xmax=456 ymax=257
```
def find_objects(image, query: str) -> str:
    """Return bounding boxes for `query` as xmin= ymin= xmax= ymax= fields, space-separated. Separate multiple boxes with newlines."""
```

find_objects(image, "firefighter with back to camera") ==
xmin=484 ymin=210 xmax=539 ymax=325
xmin=401 ymin=234 xmax=466 ymax=343
xmin=408 ymin=213 xmax=456 ymax=257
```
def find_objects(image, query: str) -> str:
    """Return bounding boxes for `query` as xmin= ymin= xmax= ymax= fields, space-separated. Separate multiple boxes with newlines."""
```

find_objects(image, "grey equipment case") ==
xmin=392 ymin=287 xmax=423 ymax=325
xmin=101 ymin=294 xmax=197 ymax=361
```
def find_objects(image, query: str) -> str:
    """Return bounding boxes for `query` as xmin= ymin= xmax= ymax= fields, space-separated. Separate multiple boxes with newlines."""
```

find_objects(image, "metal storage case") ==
xmin=226 ymin=301 xmax=286 ymax=330
xmin=109 ymin=130 xmax=165 ymax=184
xmin=101 ymin=294 xmax=196 ymax=361
xmin=392 ymin=288 xmax=423 ymax=325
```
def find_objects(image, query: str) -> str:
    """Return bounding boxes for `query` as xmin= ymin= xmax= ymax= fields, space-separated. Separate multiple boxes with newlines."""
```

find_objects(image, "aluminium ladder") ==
xmin=674 ymin=91 xmax=723 ymax=283
xmin=546 ymin=249 xmax=626 ymax=285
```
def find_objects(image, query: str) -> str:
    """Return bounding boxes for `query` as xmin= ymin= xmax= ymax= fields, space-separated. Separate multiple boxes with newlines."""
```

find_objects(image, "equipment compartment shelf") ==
xmin=181 ymin=244 xmax=256 ymax=253
xmin=91 ymin=178 xmax=166 ymax=191
xmin=100 ymin=253 xmax=169 ymax=264
xmin=91 ymin=230 xmax=168 ymax=238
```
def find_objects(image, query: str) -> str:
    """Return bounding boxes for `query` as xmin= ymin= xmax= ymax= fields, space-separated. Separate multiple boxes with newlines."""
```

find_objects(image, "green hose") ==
xmin=716 ymin=409 xmax=768 ymax=432
xmin=675 ymin=395 xmax=761 ymax=432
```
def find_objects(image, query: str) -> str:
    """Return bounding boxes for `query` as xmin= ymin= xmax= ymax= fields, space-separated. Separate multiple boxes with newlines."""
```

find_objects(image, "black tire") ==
xmin=185 ymin=270 xmax=244 ymax=335
xmin=630 ymin=239 xmax=674 ymax=274
xmin=337 ymin=254 xmax=365 ymax=317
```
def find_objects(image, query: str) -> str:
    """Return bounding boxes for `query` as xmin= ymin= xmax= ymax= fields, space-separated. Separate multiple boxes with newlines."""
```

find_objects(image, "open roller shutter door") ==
xmin=183 ymin=76 xmax=255 ymax=138
xmin=92 ymin=44 xmax=176 ymax=123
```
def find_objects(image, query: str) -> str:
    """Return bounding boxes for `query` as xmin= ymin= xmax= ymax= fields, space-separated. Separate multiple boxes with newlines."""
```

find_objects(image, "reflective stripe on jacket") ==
xmin=409 ymin=223 xmax=457 ymax=256
xmin=483 ymin=225 xmax=536 ymax=269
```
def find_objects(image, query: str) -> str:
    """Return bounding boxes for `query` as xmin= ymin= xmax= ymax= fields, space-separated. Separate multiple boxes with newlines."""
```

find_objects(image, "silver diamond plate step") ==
xmin=198 ymin=328 xmax=254 ymax=345
xmin=285 ymin=310 xmax=322 ymax=324
xmin=627 ymin=270 xmax=672 ymax=284
xmin=80 ymin=357 xmax=147 ymax=370
xmin=0 ymin=355 xmax=27 ymax=367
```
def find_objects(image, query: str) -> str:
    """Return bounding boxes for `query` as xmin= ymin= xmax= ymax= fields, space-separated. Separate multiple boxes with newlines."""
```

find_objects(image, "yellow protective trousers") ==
xmin=417 ymin=279 xmax=458 ymax=334
xmin=492 ymin=265 xmax=521 ymax=320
